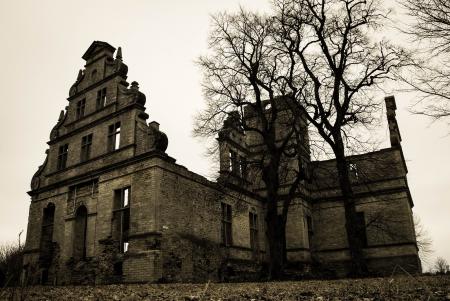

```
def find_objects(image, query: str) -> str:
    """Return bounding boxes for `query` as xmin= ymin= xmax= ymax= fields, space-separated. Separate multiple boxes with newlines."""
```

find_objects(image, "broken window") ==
xmin=57 ymin=144 xmax=68 ymax=170
xmin=108 ymin=122 xmax=121 ymax=151
xmin=96 ymin=88 xmax=107 ymax=110
xmin=221 ymin=203 xmax=232 ymax=246
xmin=113 ymin=187 xmax=130 ymax=253
xmin=306 ymin=215 xmax=313 ymax=249
xmin=349 ymin=163 xmax=359 ymax=181
xmin=355 ymin=212 xmax=368 ymax=247
xmin=73 ymin=205 xmax=88 ymax=260
xmin=80 ymin=134 xmax=93 ymax=162
xmin=76 ymin=98 xmax=86 ymax=119
xmin=249 ymin=212 xmax=258 ymax=251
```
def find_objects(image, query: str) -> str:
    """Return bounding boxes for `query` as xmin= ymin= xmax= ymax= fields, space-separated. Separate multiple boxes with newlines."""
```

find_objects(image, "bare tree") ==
xmin=274 ymin=0 xmax=411 ymax=275
xmin=434 ymin=257 xmax=449 ymax=274
xmin=195 ymin=10 xmax=307 ymax=279
xmin=401 ymin=0 xmax=450 ymax=122
xmin=402 ymin=0 xmax=450 ymax=54
xmin=413 ymin=215 xmax=433 ymax=265
xmin=195 ymin=0 xmax=409 ymax=278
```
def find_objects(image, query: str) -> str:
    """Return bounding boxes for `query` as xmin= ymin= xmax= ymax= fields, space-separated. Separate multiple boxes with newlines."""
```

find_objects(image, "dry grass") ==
xmin=1 ymin=275 xmax=449 ymax=301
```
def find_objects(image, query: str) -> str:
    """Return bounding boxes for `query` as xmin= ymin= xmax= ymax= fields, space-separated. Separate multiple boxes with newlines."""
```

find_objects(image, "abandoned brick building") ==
xmin=23 ymin=41 xmax=420 ymax=284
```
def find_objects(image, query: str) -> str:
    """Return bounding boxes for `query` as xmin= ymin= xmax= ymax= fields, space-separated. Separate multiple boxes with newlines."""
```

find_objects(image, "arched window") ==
xmin=40 ymin=203 xmax=55 ymax=284
xmin=73 ymin=205 xmax=88 ymax=260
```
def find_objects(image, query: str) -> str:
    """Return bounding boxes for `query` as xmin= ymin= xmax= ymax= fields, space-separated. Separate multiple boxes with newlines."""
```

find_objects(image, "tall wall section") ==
xmin=309 ymin=147 xmax=420 ymax=276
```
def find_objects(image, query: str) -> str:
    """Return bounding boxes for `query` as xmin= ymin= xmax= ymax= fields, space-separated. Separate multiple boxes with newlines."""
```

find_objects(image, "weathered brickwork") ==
xmin=23 ymin=41 xmax=420 ymax=285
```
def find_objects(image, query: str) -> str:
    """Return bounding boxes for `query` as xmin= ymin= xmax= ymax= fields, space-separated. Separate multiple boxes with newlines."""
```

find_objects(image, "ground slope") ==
xmin=2 ymin=275 xmax=450 ymax=300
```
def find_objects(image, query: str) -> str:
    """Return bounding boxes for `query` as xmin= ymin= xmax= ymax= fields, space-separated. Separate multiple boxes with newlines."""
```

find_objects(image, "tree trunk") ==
xmin=262 ymin=153 xmax=287 ymax=279
xmin=333 ymin=133 xmax=368 ymax=277
xmin=265 ymin=199 xmax=286 ymax=279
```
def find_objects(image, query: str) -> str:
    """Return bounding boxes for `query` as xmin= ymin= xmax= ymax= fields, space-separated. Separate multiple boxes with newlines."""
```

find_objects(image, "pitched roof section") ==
xmin=82 ymin=41 xmax=116 ymax=61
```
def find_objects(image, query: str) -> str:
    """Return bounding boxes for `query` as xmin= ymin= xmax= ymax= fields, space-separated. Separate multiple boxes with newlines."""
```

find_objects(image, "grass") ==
xmin=1 ymin=275 xmax=449 ymax=301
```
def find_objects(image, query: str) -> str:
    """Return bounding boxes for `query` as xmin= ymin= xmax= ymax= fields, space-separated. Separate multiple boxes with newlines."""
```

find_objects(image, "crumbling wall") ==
xmin=153 ymin=159 xmax=266 ymax=282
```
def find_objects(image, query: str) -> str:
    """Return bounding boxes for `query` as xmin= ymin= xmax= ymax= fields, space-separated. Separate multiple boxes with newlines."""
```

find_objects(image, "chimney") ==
xmin=385 ymin=96 xmax=402 ymax=147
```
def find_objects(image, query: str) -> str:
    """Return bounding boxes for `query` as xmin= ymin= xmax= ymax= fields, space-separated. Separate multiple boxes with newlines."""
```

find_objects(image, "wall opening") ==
xmin=39 ymin=203 xmax=55 ymax=284
xmin=73 ymin=205 xmax=88 ymax=260
xmin=113 ymin=187 xmax=130 ymax=253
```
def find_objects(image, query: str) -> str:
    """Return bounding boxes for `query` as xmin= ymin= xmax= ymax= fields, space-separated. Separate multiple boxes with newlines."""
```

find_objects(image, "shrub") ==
xmin=0 ymin=243 xmax=24 ymax=287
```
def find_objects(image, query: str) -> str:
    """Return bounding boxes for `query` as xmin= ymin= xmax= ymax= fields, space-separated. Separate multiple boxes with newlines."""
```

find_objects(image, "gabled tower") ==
xmin=30 ymin=41 xmax=168 ymax=192
xmin=25 ymin=41 xmax=170 ymax=284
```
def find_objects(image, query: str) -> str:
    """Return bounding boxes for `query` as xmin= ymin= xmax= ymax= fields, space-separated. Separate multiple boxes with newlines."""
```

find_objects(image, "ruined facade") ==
xmin=23 ymin=41 xmax=420 ymax=284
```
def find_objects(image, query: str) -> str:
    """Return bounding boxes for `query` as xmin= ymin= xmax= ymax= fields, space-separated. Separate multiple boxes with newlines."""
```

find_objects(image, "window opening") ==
xmin=73 ymin=206 xmax=88 ymax=260
xmin=108 ymin=122 xmax=121 ymax=151
xmin=306 ymin=215 xmax=313 ymax=248
xmin=80 ymin=134 xmax=93 ymax=162
xmin=355 ymin=211 xmax=368 ymax=247
xmin=113 ymin=187 xmax=130 ymax=253
xmin=249 ymin=212 xmax=258 ymax=251
xmin=76 ymin=99 xmax=86 ymax=119
xmin=221 ymin=203 xmax=232 ymax=246
xmin=349 ymin=163 xmax=359 ymax=180
xmin=57 ymin=144 xmax=69 ymax=170
xmin=96 ymin=88 xmax=107 ymax=110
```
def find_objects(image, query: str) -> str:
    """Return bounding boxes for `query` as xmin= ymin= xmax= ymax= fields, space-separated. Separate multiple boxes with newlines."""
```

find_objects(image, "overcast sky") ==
xmin=0 ymin=0 xmax=448 ymax=272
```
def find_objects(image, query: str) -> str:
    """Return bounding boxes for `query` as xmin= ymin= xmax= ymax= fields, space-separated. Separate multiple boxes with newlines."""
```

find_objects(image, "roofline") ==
xmin=82 ymin=41 xmax=116 ymax=60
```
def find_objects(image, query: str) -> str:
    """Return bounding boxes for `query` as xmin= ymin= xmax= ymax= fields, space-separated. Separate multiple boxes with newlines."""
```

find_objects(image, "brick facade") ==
xmin=23 ymin=41 xmax=420 ymax=284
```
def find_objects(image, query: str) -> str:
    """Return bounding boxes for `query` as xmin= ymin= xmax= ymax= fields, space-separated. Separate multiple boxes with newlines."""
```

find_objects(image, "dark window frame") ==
xmin=240 ymin=157 xmax=247 ymax=179
xmin=113 ymin=187 xmax=131 ymax=253
xmin=349 ymin=163 xmax=359 ymax=181
xmin=96 ymin=88 xmax=107 ymax=110
xmin=108 ymin=122 xmax=121 ymax=152
xmin=306 ymin=215 xmax=313 ymax=249
xmin=221 ymin=203 xmax=232 ymax=246
xmin=76 ymin=98 xmax=86 ymax=120
xmin=57 ymin=144 xmax=69 ymax=170
xmin=249 ymin=211 xmax=258 ymax=251
xmin=80 ymin=134 xmax=93 ymax=162
xmin=232 ymin=153 xmax=239 ymax=174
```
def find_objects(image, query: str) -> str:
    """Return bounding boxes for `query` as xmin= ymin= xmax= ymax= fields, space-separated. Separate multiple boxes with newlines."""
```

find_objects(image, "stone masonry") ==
xmin=23 ymin=41 xmax=420 ymax=284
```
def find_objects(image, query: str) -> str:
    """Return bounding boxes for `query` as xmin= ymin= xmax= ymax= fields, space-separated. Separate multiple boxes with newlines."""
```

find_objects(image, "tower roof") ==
xmin=82 ymin=41 xmax=116 ymax=61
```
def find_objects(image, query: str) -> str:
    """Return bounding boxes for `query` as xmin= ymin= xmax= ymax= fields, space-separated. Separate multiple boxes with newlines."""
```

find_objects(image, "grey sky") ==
xmin=0 ymin=0 xmax=448 ymax=271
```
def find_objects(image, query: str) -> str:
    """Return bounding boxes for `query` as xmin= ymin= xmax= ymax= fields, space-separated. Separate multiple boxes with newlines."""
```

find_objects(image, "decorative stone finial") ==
xmin=148 ymin=121 xmax=168 ymax=153
xmin=130 ymin=81 xmax=139 ymax=90
xmin=58 ymin=110 xmax=65 ymax=121
xmin=30 ymin=149 xmax=49 ymax=190
xmin=77 ymin=69 xmax=83 ymax=81
xmin=116 ymin=47 xmax=123 ymax=61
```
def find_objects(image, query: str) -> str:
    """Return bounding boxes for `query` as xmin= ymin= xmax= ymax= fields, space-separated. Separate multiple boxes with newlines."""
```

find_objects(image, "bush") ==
xmin=0 ymin=243 xmax=24 ymax=287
